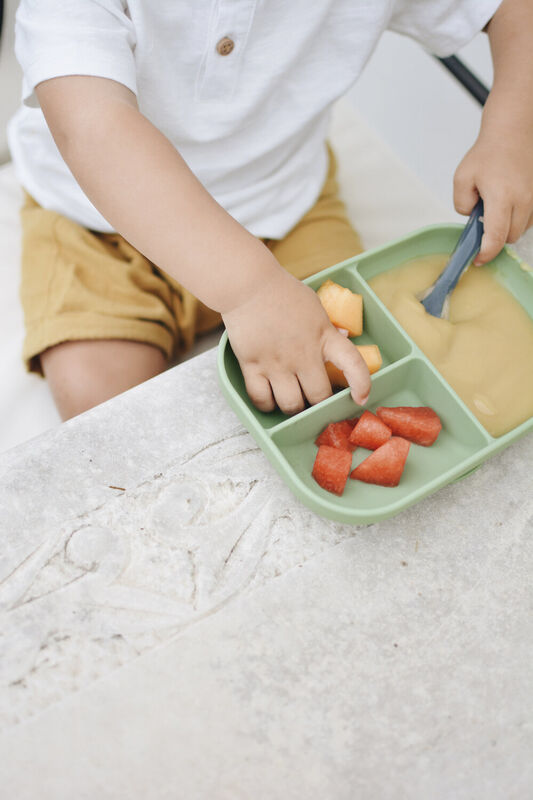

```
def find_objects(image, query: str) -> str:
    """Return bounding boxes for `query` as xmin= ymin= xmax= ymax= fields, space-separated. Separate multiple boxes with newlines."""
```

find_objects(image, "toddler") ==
xmin=8 ymin=0 xmax=533 ymax=420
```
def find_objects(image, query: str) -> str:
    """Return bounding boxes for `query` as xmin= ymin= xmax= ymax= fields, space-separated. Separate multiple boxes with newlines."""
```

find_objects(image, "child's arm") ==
xmin=36 ymin=76 xmax=370 ymax=413
xmin=453 ymin=0 xmax=533 ymax=265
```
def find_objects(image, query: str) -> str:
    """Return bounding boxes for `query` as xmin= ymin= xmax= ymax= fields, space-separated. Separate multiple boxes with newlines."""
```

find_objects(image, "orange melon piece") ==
xmin=356 ymin=344 xmax=382 ymax=375
xmin=317 ymin=280 xmax=363 ymax=337
xmin=325 ymin=344 xmax=382 ymax=388
xmin=325 ymin=360 xmax=349 ymax=388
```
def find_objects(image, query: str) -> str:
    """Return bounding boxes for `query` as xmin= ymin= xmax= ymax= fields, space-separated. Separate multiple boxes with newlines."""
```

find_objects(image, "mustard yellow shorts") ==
xmin=20 ymin=146 xmax=363 ymax=375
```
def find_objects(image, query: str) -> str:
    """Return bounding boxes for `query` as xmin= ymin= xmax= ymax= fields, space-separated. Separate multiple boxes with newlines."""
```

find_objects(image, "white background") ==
xmin=347 ymin=30 xmax=493 ymax=211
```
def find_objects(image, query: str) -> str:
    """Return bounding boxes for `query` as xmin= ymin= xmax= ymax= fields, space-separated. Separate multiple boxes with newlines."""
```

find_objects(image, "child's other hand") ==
xmin=222 ymin=269 xmax=371 ymax=414
xmin=453 ymin=128 xmax=533 ymax=266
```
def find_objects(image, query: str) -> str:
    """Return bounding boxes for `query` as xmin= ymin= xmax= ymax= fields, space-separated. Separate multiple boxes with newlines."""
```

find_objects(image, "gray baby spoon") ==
xmin=419 ymin=198 xmax=484 ymax=318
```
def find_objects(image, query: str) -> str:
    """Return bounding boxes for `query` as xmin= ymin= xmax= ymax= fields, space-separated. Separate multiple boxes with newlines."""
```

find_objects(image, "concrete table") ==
xmin=1 ymin=338 xmax=532 ymax=798
xmin=1 ymin=103 xmax=532 ymax=798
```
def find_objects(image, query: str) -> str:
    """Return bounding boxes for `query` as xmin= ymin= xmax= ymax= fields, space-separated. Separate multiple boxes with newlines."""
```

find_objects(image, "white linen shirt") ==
xmin=8 ymin=0 xmax=501 ymax=237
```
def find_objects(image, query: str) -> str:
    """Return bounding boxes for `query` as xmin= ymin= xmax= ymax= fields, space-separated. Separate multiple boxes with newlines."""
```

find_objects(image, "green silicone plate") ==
xmin=217 ymin=224 xmax=533 ymax=524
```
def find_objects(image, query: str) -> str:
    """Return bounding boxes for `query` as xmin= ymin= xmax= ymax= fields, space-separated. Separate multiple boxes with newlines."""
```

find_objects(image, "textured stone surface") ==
xmin=1 ymin=345 xmax=532 ymax=798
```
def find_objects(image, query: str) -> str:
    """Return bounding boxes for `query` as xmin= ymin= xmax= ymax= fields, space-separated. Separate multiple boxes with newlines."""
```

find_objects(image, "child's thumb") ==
xmin=453 ymin=167 xmax=478 ymax=217
xmin=323 ymin=329 xmax=371 ymax=406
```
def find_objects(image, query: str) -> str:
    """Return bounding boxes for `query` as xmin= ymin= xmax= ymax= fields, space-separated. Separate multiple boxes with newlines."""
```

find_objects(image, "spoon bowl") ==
xmin=418 ymin=198 xmax=484 ymax=318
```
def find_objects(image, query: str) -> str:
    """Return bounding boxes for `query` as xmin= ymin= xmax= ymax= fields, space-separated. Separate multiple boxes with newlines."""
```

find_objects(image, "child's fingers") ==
xmin=322 ymin=329 xmax=371 ymax=406
xmin=508 ymin=204 xmax=531 ymax=244
xmin=473 ymin=194 xmax=512 ymax=265
xmin=242 ymin=368 xmax=275 ymax=413
xmin=268 ymin=372 xmax=306 ymax=416
xmin=296 ymin=364 xmax=333 ymax=407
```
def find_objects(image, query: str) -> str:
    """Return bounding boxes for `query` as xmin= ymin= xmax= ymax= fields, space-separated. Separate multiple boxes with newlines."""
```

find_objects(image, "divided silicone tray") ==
xmin=217 ymin=225 xmax=533 ymax=524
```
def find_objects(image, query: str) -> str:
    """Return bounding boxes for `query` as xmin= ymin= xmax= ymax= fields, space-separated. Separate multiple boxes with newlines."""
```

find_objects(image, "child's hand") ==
xmin=453 ymin=128 xmax=533 ymax=266
xmin=222 ymin=269 xmax=371 ymax=414
xmin=453 ymin=0 xmax=533 ymax=267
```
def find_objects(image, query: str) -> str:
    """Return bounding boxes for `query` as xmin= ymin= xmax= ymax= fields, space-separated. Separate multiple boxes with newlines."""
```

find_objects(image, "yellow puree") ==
xmin=369 ymin=254 xmax=533 ymax=437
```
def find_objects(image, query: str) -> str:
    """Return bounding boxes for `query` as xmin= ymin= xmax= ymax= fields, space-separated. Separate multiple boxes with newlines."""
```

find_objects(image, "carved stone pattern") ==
xmin=0 ymin=428 xmax=356 ymax=729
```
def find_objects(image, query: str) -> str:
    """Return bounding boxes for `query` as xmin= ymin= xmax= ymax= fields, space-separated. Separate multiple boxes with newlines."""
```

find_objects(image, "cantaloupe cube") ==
xmin=325 ymin=360 xmax=349 ymax=388
xmin=325 ymin=344 xmax=382 ymax=388
xmin=356 ymin=344 xmax=382 ymax=375
xmin=317 ymin=280 xmax=363 ymax=337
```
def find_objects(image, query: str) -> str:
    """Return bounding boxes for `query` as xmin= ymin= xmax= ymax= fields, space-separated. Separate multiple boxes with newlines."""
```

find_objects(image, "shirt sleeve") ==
xmin=388 ymin=0 xmax=503 ymax=56
xmin=15 ymin=0 xmax=137 ymax=107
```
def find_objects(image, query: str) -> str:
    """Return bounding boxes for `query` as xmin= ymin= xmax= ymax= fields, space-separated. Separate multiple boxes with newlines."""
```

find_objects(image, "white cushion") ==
xmin=0 ymin=165 xmax=61 ymax=452
xmin=0 ymin=99 xmax=456 ymax=453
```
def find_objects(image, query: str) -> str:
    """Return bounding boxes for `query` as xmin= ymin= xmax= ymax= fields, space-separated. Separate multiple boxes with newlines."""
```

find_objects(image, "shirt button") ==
xmin=216 ymin=37 xmax=235 ymax=56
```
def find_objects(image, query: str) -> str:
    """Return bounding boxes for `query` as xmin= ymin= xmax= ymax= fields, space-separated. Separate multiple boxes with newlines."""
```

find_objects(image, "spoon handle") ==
xmin=421 ymin=198 xmax=484 ymax=316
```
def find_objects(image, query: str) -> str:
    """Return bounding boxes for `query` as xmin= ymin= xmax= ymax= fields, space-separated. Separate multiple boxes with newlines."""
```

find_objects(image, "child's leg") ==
xmin=20 ymin=195 xmax=178 ymax=418
xmin=41 ymin=339 xmax=167 ymax=420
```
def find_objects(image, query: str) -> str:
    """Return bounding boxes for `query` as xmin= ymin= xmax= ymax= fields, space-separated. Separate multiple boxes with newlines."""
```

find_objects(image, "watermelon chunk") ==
xmin=315 ymin=420 xmax=356 ymax=451
xmin=312 ymin=445 xmax=353 ymax=495
xmin=349 ymin=410 xmax=392 ymax=450
xmin=346 ymin=417 xmax=360 ymax=428
xmin=350 ymin=437 xmax=410 ymax=487
xmin=376 ymin=406 xmax=442 ymax=446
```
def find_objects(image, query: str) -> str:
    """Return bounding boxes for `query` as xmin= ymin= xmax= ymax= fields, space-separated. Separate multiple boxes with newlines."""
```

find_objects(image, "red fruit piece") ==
xmin=376 ymin=406 xmax=442 ymax=446
xmin=350 ymin=437 xmax=410 ymax=487
xmin=312 ymin=445 xmax=353 ymax=495
xmin=349 ymin=410 xmax=392 ymax=450
xmin=315 ymin=420 xmax=357 ymax=451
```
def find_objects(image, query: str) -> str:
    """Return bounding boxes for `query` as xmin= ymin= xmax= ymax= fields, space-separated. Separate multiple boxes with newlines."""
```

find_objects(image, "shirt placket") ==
xmin=196 ymin=0 xmax=257 ymax=103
